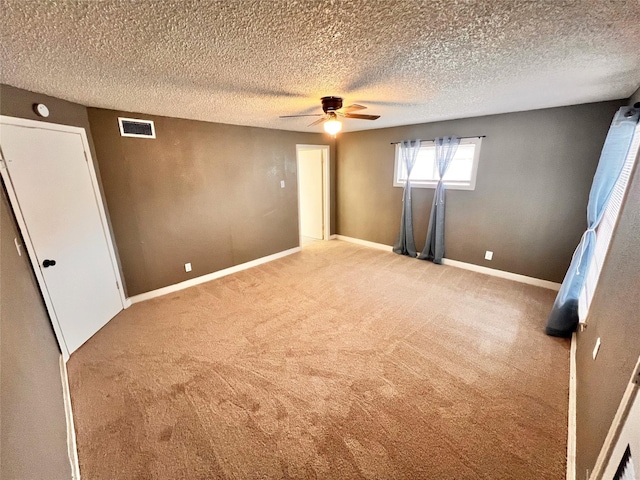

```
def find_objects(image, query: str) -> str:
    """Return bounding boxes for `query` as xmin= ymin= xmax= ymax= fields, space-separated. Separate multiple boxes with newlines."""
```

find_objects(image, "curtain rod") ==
xmin=390 ymin=135 xmax=486 ymax=145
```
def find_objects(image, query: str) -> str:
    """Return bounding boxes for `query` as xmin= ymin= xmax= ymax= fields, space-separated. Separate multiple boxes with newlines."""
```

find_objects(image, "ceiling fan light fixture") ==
xmin=281 ymin=96 xmax=379 ymax=132
xmin=324 ymin=118 xmax=342 ymax=135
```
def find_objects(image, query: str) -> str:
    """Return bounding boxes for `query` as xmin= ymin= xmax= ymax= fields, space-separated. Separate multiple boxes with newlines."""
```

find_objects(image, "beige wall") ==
xmin=336 ymin=101 xmax=623 ymax=282
xmin=0 ymin=188 xmax=71 ymax=480
xmin=573 ymin=100 xmax=640 ymax=477
xmin=88 ymin=108 xmax=334 ymax=296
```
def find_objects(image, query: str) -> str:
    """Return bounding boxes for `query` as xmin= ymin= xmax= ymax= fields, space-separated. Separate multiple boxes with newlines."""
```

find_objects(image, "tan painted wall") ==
xmin=336 ymin=101 xmax=623 ymax=282
xmin=574 ymin=104 xmax=640 ymax=477
xmin=0 ymin=188 xmax=71 ymax=480
xmin=88 ymin=108 xmax=334 ymax=296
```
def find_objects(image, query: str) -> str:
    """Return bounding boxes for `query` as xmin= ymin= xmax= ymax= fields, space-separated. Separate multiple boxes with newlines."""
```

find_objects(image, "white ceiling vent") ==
xmin=118 ymin=117 xmax=156 ymax=138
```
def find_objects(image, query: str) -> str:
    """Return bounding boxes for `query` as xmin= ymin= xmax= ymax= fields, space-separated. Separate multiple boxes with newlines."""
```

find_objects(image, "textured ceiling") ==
xmin=1 ymin=0 xmax=639 ymax=133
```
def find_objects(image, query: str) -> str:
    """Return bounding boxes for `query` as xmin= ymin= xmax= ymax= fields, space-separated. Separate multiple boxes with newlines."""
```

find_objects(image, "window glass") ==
xmin=394 ymin=138 xmax=482 ymax=190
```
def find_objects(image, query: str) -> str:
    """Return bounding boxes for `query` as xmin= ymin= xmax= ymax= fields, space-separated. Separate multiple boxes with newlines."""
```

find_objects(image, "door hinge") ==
xmin=83 ymin=151 xmax=89 ymax=162
xmin=116 ymin=281 xmax=120 ymax=290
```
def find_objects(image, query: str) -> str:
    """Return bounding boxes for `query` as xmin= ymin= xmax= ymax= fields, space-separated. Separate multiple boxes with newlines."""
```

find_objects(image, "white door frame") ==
xmin=296 ymin=144 xmax=330 ymax=243
xmin=0 ymin=115 xmax=128 ymax=361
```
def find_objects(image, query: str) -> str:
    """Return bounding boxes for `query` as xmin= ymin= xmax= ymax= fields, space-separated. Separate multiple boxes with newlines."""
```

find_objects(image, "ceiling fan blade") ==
xmin=279 ymin=114 xmax=323 ymax=118
xmin=342 ymin=113 xmax=380 ymax=120
xmin=308 ymin=117 xmax=327 ymax=126
xmin=342 ymin=104 xmax=367 ymax=112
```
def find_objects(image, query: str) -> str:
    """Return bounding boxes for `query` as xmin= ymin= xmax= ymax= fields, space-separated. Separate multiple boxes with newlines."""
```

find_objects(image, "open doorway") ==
xmin=296 ymin=145 xmax=330 ymax=247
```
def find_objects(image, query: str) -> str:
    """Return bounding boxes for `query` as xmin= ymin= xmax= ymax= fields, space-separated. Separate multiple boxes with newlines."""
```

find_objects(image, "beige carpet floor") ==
xmin=68 ymin=240 xmax=570 ymax=479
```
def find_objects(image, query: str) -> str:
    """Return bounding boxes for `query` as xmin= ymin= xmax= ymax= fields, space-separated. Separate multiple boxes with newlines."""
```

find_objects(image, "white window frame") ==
xmin=393 ymin=137 xmax=482 ymax=190
xmin=578 ymin=121 xmax=640 ymax=324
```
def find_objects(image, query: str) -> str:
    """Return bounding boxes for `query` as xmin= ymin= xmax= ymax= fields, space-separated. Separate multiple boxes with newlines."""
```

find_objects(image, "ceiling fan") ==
xmin=280 ymin=96 xmax=380 ymax=134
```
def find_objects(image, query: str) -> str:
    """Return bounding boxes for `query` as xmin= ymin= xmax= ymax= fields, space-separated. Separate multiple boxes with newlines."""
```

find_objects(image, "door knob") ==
xmin=42 ymin=259 xmax=56 ymax=268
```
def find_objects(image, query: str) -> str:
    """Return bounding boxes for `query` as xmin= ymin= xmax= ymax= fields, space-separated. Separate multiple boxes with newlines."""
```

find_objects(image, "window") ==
xmin=578 ymin=121 xmax=640 ymax=323
xmin=393 ymin=137 xmax=482 ymax=190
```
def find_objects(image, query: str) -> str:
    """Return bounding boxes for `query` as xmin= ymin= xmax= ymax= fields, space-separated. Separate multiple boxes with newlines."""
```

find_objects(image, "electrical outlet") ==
xmin=485 ymin=251 xmax=493 ymax=261
xmin=592 ymin=337 xmax=601 ymax=359
xmin=185 ymin=262 xmax=192 ymax=272
xmin=280 ymin=180 xmax=285 ymax=188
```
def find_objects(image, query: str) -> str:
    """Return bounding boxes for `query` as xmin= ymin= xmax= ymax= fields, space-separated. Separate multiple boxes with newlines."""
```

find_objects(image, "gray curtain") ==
xmin=419 ymin=136 xmax=460 ymax=263
xmin=393 ymin=139 xmax=421 ymax=257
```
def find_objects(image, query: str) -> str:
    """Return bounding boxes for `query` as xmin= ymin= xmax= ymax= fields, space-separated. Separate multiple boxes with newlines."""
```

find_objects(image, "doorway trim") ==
xmin=0 ymin=115 xmax=127 ymax=361
xmin=296 ymin=144 xmax=331 ymax=243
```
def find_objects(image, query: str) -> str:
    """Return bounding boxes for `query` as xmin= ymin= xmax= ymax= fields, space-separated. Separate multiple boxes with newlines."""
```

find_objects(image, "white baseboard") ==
xmin=440 ymin=258 xmax=561 ymax=291
xmin=567 ymin=332 xmax=577 ymax=480
xmin=334 ymin=235 xmax=392 ymax=252
xmin=334 ymin=235 xmax=561 ymax=291
xmin=59 ymin=355 xmax=81 ymax=480
xmin=329 ymin=234 xmax=338 ymax=240
xmin=128 ymin=247 xmax=301 ymax=304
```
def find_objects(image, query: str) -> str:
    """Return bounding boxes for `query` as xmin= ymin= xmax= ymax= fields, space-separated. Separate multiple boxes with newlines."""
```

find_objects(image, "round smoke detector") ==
xmin=33 ymin=103 xmax=50 ymax=118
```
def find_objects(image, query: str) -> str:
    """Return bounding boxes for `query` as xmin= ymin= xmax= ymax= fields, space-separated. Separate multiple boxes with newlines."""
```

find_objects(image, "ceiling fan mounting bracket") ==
xmin=321 ymin=96 xmax=343 ymax=113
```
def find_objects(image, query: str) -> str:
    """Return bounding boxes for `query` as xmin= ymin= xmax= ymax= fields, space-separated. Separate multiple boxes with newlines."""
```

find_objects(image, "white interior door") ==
xmin=0 ymin=123 xmax=123 ymax=354
xmin=298 ymin=148 xmax=324 ymax=240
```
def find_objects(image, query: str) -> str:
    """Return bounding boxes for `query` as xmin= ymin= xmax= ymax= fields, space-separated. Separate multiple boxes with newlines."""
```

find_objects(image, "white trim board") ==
xmin=567 ymin=332 xmax=577 ymax=480
xmin=334 ymin=235 xmax=392 ymax=252
xmin=441 ymin=258 xmax=561 ymax=291
xmin=334 ymin=235 xmax=561 ymax=291
xmin=128 ymin=247 xmax=301 ymax=304
xmin=59 ymin=355 xmax=81 ymax=480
